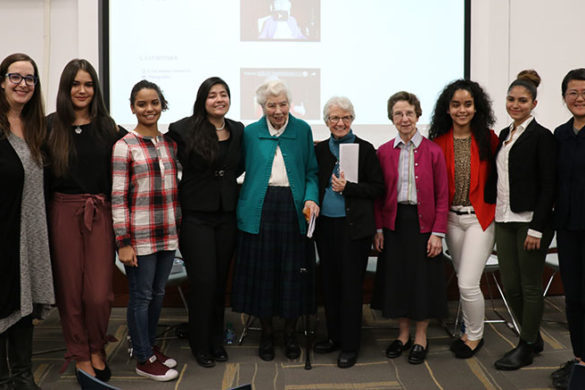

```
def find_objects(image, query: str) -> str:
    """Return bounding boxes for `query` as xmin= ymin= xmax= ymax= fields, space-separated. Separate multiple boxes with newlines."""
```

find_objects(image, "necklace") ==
xmin=215 ymin=121 xmax=226 ymax=131
xmin=75 ymin=126 xmax=82 ymax=134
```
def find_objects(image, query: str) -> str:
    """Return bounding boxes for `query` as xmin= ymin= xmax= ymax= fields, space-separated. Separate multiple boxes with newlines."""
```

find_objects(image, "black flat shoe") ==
xmin=449 ymin=338 xmax=466 ymax=353
xmin=454 ymin=339 xmax=484 ymax=359
xmin=284 ymin=333 xmax=300 ymax=360
xmin=212 ymin=346 xmax=228 ymax=362
xmin=385 ymin=338 xmax=412 ymax=358
xmin=195 ymin=352 xmax=216 ymax=368
xmin=494 ymin=340 xmax=534 ymax=370
xmin=408 ymin=343 xmax=428 ymax=365
xmin=93 ymin=363 xmax=111 ymax=382
xmin=259 ymin=336 xmax=274 ymax=361
xmin=313 ymin=339 xmax=339 ymax=354
xmin=337 ymin=351 xmax=357 ymax=368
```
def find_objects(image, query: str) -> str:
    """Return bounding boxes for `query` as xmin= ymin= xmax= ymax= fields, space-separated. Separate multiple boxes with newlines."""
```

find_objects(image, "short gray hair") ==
xmin=255 ymin=79 xmax=291 ymax=107
xmin=323 ymin=96 xmax=355 ymax=124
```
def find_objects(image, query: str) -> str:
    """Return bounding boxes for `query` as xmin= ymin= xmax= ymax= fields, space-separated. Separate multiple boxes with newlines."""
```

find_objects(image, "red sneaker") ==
xmin=153 ymin=345 xmax=178 ymax=368
xmin=136 ymin=355 xmax=178 ymax=382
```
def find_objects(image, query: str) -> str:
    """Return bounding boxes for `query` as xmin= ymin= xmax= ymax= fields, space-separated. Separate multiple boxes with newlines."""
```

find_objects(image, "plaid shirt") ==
xmin=111 ymin=131 xmax=181 ymax=256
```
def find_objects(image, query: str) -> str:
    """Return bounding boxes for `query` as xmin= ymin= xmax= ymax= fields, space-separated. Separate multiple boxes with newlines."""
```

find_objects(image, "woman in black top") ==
xmin=486 ymin=70 xmax=556 ymax=371
xmin=550 ymin=68 xmax=585 ymax=389
xmin=45 ymin=59 xmax=121 ymax=383
xmin=167 ymin=77 xmax=243 ymax=368
xmin=313 ymin=96 xmax=384 ymax=368
xmin=0 ymin=53 xmax=54 ymax=390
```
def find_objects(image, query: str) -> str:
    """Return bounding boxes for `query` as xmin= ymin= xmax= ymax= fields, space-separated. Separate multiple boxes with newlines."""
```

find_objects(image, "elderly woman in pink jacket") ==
xmin=372 ymin=91 xmax=449 ymax=365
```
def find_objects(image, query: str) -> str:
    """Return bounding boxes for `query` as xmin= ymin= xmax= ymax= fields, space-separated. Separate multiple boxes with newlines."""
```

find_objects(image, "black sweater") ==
xmin=485 ymin=119 xmax=556 ymax=232
xmin=314 ymin=136 xmax=385 ymax=240
xmin=167 ymin=117 xmax=243 ymax=213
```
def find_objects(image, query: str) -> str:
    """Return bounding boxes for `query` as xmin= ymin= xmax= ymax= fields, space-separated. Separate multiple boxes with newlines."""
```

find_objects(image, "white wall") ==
xmin=1 ymin=0 xmax=582 ymax=130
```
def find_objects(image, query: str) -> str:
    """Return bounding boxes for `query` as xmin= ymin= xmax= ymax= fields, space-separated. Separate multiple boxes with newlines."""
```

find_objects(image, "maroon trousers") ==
xmin=49 ymin=193 xmax=115 ymax=362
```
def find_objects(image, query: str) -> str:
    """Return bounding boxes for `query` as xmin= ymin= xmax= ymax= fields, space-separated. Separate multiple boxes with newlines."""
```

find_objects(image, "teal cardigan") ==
xmin=237 ymin=114 xmax=319 ymax=234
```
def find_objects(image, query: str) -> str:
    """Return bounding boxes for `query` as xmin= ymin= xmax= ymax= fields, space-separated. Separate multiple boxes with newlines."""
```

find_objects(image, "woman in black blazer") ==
xmin=485 ymin=70 xmax=556 ymax=371
xmin=550 ymin=68 xmax=585 ymax=389
xmin=167 ymin=77 xmax=243 ymax=368
xmin=313 ymin=96 xmax=384 ymax=368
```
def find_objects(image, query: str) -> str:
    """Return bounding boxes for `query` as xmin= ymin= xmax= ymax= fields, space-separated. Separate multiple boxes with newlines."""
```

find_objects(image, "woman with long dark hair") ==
xmin=167 ymin=77 xmax=243 ymax=368
xmin=486 ymin=70 xmax=556 ymax=370
xmin=45 ymin=59 xmax=120 ymax=383
xmin=429 ymin=79 xmax=498 ymax=359
xmin=0 ymin=53 xmax=54 ymax=390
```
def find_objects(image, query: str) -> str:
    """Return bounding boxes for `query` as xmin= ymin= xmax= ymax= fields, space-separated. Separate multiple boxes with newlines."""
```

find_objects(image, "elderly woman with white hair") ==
xmin=231 ymin=79 xmax=319 ymax=361
xmin=313 ymin=97 xmax=384 ymax=368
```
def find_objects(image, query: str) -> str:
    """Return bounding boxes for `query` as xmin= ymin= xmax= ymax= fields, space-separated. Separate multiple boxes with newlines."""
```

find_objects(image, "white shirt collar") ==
xmin=266 ymin=116 xmax=289 ymax=137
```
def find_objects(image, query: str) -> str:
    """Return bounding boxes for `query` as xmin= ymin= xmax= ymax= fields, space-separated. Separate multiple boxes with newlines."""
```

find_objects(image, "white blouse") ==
xmin=267 ymin=117 xmax=290 ymax=187
xmin=495 ymin=116 xmax=542 ymax=238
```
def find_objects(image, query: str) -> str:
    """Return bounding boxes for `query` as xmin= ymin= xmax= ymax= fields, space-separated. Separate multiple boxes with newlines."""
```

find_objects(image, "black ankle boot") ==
xmin=494 ymin=339 xmax=534 ymax=371
xmin=8 ymin=323 xmax=40 ymax=390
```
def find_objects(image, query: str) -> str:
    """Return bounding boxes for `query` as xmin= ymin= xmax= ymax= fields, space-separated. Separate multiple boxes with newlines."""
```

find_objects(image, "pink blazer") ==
xmin=375 ymin=136 xmax=449 ymax=234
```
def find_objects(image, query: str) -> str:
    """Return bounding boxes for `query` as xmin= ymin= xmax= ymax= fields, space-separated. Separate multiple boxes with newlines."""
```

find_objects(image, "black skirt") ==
xmin=231 ymin=187 xmax=315 ymax=318
xmin=371 ymin=204 xmax=448 ymax=321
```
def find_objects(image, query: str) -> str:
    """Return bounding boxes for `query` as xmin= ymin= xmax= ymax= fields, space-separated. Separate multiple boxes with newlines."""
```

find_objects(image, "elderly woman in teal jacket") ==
xmin=232 ymin=79 xmax=319 ymax=362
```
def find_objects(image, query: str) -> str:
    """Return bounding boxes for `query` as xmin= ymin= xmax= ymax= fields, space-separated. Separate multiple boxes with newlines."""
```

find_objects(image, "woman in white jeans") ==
xmin=429 ymin=79 xmax=499 ymax=358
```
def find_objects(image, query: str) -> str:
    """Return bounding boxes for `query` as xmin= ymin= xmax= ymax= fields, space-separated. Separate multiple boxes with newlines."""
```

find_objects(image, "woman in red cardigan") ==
xmin=429 ymin=80 xmax=499 ymax=359
xmin=372 ymin=91 xmax=449 ymax=365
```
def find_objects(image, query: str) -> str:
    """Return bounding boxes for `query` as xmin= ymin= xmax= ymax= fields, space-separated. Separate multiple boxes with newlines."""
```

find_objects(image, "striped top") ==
xmin=111 ymin=131 xmax=180 ymax=256
xmin=394 ymin=130 xmax=422 ymax=204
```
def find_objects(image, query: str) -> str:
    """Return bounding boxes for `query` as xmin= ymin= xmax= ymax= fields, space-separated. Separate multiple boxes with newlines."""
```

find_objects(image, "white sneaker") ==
xmin=136 ymin=355 xmax=179 ymax=382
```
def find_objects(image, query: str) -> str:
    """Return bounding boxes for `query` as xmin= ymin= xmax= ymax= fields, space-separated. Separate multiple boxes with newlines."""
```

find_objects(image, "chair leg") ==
xmin=238 ymin=315 xmax=257 ymax=345
xmin=491 ymin=273 xmax=520 ymax=335
xmin=543 ymin=271 xmax=557 ymax=297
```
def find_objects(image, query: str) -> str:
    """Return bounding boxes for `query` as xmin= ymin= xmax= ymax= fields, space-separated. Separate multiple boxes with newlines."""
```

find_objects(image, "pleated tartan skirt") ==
xmin=231 ymin=186 xmax=315 ymax=319
xmin=371 ymin=204 xmax=448 ymax=321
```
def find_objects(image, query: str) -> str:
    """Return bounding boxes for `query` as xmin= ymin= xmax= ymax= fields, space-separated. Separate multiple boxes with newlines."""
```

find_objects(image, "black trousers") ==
xmin=557 ymin=229 xmax=585 ymax=359
xmin=180 ymin=211 xmax=236 ymax=355
xmin=315 ymin=216 xmax=371 ymax=353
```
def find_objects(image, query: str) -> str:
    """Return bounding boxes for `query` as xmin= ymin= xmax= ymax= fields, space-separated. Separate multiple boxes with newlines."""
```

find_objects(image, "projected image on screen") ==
xmin=241 ymin=69 xmax=320 ymax=120
xmin=241 ymin=0 xmax=321 ymax=41
xmin=108 ymin=0 xmax=466 ymax=146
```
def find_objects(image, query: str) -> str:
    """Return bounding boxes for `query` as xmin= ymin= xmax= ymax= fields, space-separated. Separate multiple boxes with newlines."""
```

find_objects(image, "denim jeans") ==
xmin=125 ymin=250 xmax=175 ymax=362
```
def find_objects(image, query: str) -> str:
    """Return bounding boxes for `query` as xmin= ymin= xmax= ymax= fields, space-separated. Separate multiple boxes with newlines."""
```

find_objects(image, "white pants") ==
xmin=446 ymin=208 xmax=495 ymax=341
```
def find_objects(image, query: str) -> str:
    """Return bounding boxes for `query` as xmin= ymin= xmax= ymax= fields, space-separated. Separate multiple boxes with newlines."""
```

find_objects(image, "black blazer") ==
xmin=167 ymin=117 xmax=243 ymax=213
xmin=485 ymin=119 xmax=556 ymax=232
xmin=314 ymin=136 xmax=385 ymax=240
xmin=553 ymin=117 xmax=585 ymax=230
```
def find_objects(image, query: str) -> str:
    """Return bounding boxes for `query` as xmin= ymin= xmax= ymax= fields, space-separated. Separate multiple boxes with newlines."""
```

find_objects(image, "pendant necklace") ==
xmin=75 ymin=126 xmax=82 ymax=134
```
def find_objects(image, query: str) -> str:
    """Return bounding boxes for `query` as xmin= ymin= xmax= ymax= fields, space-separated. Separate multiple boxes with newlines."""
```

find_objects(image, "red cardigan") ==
xmin=433 ymin=129 xmax=499 ymax=230
xmin=375 ymin=136 xmax=449 ymax=234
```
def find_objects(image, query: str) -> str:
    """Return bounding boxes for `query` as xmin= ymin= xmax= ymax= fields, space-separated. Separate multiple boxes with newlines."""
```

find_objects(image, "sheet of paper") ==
xmin=339 ymin=143 xmax=359 ymax=183
xmin=306 ymin=213 xmax=316 ymax=238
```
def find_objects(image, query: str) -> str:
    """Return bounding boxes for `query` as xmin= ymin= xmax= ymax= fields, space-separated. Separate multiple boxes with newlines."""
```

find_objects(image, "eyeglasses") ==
xmin=392 ymin=111 xmax=416 ymax=119
xmin=565 ymin=90 xmax=585 ymax=100
xmin=5 ymin=73 xmax=38 ymax=86
xmin=327 ymin=115 xmax=353 ymax=123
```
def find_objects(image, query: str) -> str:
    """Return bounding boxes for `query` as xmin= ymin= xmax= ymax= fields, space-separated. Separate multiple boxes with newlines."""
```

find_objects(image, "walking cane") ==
xmin=300 ymin=263 xmax=312 ymax=370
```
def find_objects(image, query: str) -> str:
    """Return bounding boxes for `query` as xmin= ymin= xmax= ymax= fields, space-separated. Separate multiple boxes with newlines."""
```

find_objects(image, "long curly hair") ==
xmin=428 ymin=79 xmax=495 ymax=161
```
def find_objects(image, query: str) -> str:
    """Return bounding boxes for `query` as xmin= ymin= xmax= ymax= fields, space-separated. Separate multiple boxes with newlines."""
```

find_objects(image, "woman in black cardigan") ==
xmin=313 ymin=96 xmax=384 ymax=368
xmin=485 ymin=70 xmax=556 ymax=371
xmin=167 ymin=77 xmax=243 ymax=368
xmin=550 ymin=68 xmax=585 ymax=389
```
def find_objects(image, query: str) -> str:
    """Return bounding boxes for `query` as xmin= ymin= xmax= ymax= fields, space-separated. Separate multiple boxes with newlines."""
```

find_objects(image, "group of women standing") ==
xmin=1 ymin=50 xmax=584 ymax=389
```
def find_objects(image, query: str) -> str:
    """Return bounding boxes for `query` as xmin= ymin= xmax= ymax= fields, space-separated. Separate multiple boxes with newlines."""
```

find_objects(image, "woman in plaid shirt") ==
xmin=111 ymin=80 xmax=181 ymax=382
